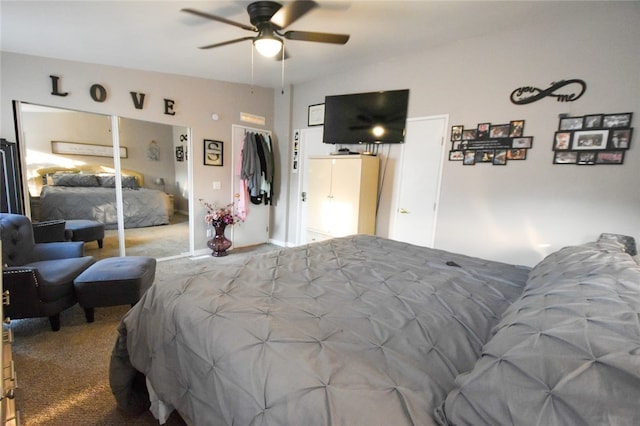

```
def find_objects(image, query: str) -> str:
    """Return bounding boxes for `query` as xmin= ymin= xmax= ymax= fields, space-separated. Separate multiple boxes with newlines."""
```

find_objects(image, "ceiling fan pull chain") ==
xmin=281 ymin=43 xmax=285 ymax=95
xmin=251 ymin=44 xmax=255 ymax=94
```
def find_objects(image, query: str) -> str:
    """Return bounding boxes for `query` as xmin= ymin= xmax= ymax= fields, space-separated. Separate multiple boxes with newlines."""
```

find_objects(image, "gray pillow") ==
xmin=97 ymin=174 xmax=139 ymax=189
xmin=51 ymin=173 xmax=100 ymax=187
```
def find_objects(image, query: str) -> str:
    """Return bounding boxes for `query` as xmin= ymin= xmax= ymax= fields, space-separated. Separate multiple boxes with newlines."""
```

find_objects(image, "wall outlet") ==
xmin=212 ymin=181 xmax=221 ymax=190
xmin=206 ymin=228 xmax=213 ymax=238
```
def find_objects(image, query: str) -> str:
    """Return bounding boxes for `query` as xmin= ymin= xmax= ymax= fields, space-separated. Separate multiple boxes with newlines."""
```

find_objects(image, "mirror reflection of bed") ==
xmin=19 ymin=104 xmax=191 ymax=260
xmin=32 ymin=165 xmax=187 ymax=260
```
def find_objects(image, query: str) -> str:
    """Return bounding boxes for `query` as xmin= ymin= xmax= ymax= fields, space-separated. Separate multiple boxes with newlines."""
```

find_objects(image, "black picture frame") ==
xmin=553 ymin=131 xmax=572 ymax=150
xmin=603 ymin=112 xmax=632 ymax=128
xmin=609 ymin=128 xmax=632 ymax=149
xmin=596 ymin=151 xmax=625 ymax=164
xmin=463 ymin=150 xmax=475 ymax=165
xmin=571 ymin=129 xmax=609 ymax=150
xmin=203 ymin=139 xmax=223 ymax=166
xmin=476 ymin=123 xmax=490 ymax=139
xmin=512 ymin=137 xmax=533 ymax=149
xmin=577 ymin=151 xmax=597 ymax=165
xmin=506 ymin=148 xmax=527 ymax=160
xmin=559 ymin=116 xmax=584 ymax=131
xmin=583 ymin=114 xmax=603 ymax=129
xmin=449 ymin=150 xmax=464 ymax=161
xmin=553 ymin=151 xmax=578 ymax=164
xmin=175 ymin=145 xmax=184 ymax=162
xmin=462 ymin=129 xmax=477 ymax=140
xmin=493 ymin=149 xmax=507 ymax=165
xmin=509 ymin=120 xmax=525 ymax=137
xmin=489 ymin=124 xmax=510 ymax=138
xmin=451 ymin=125 xmax=463 ymax=141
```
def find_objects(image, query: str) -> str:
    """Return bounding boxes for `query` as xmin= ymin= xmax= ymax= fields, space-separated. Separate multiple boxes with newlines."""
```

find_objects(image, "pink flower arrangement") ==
xmin=199 ymin=199 xmax=242 ymax=228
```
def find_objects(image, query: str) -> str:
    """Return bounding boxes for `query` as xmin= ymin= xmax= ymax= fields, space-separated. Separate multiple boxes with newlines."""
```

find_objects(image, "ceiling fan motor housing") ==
xmin=247 ymin=1 xmax=282 ymax=28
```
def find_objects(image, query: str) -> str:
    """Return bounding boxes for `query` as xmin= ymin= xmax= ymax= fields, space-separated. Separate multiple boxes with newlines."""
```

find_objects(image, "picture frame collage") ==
xmin=449 ymin=120 xmax=533 ymax=165
xmin=553 ymin=112 xmax=633 ymax=165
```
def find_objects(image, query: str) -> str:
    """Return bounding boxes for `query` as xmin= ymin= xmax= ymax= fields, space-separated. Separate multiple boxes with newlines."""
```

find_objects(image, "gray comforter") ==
xmin=110 ymin=235 xmax=530 ymax=425
xmin=40 ymin=185 xmax=171 ymax=229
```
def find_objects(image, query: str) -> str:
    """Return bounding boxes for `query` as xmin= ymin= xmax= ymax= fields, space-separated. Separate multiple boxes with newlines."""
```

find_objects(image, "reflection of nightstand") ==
xmin=30 ymin=195 xmax=41 ymax=221
xmin=167 ymin=193 xmax=175 ymax=218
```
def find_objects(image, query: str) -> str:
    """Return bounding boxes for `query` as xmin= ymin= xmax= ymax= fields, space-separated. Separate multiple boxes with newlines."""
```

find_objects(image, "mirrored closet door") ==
xmin=15 ymin=102 xmax=191 ymax=260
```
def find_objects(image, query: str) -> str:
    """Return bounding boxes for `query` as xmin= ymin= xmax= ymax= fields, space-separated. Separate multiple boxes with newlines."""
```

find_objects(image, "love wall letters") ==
xmin=49 ymin=75 xmax=176 ymax=116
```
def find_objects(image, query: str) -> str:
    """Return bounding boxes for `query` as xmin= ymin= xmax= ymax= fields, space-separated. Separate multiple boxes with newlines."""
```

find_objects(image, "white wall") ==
xmin=0 ymin=52 xmax=274 ymax=250
xmin=282 ymin=2 xmax=640 ymax=266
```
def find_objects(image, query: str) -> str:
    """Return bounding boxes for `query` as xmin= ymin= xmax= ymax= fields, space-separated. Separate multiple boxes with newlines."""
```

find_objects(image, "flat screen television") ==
xmin=322 ymin=89 xmax=410 ymax=145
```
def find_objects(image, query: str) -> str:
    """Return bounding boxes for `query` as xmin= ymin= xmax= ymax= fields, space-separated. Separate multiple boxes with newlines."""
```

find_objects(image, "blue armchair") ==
xmin=0 ymin=213 xmax=96 ymax=331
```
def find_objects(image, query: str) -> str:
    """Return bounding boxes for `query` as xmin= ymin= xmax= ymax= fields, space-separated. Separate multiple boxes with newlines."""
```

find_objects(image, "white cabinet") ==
xmin=307 ymin=155 xmax=379 ymax=241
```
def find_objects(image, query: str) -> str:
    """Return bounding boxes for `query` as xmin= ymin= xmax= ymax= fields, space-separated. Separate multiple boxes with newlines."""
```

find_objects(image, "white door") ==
xmin=392 ymin=116 xmax=447 ymax=247
xmin=296 ymin=127 xmax=332 ymax=245
xmin=231 ymin=125 xmax=271 ymax=248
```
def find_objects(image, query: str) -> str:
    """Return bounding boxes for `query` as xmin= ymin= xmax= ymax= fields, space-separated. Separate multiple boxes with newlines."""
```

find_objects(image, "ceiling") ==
xmin=1 ymin=1 xmax=577 ymax=89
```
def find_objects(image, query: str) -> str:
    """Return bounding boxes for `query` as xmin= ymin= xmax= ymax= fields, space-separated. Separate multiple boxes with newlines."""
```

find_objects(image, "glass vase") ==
xmin=207 ymin=223 xmax=232 ymax=257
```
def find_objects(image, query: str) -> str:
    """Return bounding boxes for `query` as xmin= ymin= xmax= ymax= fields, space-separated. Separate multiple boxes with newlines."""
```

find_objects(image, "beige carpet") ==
xmin=11 ymin=243 xmax=280 ymax=425
xmin=84 ymin=213 xmax=190 ymax=261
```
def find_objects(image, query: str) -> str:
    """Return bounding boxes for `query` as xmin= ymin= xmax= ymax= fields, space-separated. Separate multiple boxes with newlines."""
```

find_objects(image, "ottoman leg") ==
xmin=49 ymin=314 xmax=61 ymax=332
xmin=84 ymin=307 xmax=95 ymax=323
xmin=98 ymin=239 xmax=103 ymax=249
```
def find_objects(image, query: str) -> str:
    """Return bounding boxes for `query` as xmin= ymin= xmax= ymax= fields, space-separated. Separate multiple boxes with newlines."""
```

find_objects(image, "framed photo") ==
xmin=571 ymin=129 xmax=609 ymax=150
xmin=308 ymin=103 xmax=325 ymax=126
xmin=51 ymin=141 xmax=127 ymax=158
xmin=603 ymin=112 xmax=632 ymax=128
xmin=462 ymin=129 xmax=477 ymax=140
xmin=577 ymin=151 xmax=596 ymax=165
xmin=463 ymin=150 xmax=476 ymax=165
xmin=475 ymin=150 xmax=494 ymax=163
xmin=596 ymin=151 xmax=624 ymax=164
xmin=451 ymin=125 xmax=463 ymax=141
xmin=509 ymin=120 xmax=524 ymax=137
xmin=609 ymin=128 xmax=632 ymax=149
xmin=583 ymin=114 xmax=603 ymax=129
xmin=203 ymin=139 xmax=223 ymax=166
xmin=553 ymin=132 xmax=572 ymax=150
xmin=489 ymin=124 xmax=510 ymax=138
xmin=449 ymin=150 xmax=464 ymax=161
xmin=512 ymin=137 xmax=532 ymax=149
xmin=559 ymin=116 xmax=584 ymax=131
xmin=553 ymin=151 xmax=578 ymax=164
xmin=476 ymin=123 xmax=490 ymax=139
xmin=175 ymin=145 xmax=184 ymax=162
xmin=506 ymin=148 xmax=526 ymax=160
xmin=493 ymin=149 xmax=507 ymax=165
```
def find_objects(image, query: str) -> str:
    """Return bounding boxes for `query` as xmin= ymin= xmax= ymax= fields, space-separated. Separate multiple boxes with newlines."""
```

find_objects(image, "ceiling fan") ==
xmin=182 ymin=0 xmax=350 ymax=58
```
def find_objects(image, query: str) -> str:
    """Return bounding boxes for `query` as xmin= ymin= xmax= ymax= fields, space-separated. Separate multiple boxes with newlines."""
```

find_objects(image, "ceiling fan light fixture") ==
xmin=254 ymin=35 xmax=283 ymax=57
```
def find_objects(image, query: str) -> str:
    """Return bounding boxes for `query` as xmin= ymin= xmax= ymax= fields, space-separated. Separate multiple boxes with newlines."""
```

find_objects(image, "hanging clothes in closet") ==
xmin=240 ymin=131 xmax=274 ymax=210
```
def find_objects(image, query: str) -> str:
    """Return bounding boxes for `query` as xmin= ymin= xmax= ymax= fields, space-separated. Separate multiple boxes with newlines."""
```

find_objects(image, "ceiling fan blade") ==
xmin=270 ymin=0 xmax=318 ymax=29
xmin=283 ymin=30 xmax=350 ymax=44
xmin=181 ymin=8 xmax=256 ymax=32
xmin=199 ymin=36 xmax=255 ymax=50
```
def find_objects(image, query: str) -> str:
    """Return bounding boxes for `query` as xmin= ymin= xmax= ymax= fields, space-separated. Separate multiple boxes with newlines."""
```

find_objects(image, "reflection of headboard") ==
xmin=34 ymin=165 xmax=145 ymax=187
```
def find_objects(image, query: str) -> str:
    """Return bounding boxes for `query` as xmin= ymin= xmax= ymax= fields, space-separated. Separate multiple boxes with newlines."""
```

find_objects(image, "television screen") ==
xmin=322 ymin=89 xmax=410 ymax=144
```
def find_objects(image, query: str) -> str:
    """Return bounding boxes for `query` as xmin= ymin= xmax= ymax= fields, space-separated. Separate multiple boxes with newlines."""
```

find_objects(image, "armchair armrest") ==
xmin=32 ymin=220 xmax=67 ymax=243
xmin=3 ymin=267 xmax=43 ymax=318
xmin=32 ymin=241 xmax=85 ymax=260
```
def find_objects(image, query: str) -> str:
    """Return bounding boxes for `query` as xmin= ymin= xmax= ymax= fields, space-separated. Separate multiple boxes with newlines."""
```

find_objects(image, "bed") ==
xmin=109 ymin=234 xmax=640 ymax=425
xmin=34 ymin=165 xmax=173 ymax=229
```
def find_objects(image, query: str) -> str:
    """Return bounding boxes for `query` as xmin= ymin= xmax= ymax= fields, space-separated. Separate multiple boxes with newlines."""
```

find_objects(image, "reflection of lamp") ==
xmin=154 ymin=177 xmax=165 ymax=192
